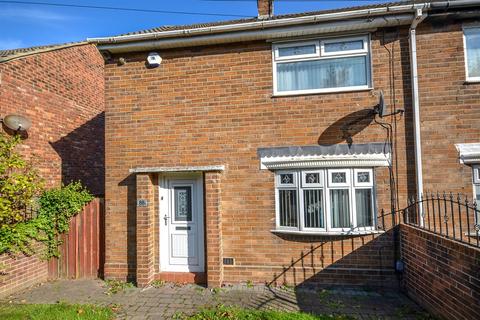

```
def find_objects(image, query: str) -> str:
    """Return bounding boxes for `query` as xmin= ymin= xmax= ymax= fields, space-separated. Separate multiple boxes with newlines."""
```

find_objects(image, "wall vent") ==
xmin=223 ymin=257 xmax=235 ymax=265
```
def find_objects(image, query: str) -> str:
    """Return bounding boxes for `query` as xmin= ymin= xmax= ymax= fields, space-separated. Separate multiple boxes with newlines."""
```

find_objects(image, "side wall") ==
xmin=0 ymin=44 xmax=105 ymax=195
xmin=0 ymin=44 xmax=105 ymax=297
xmin=400 ymin=224 xmax=480 ymax=320
xmin=417 ymin=21 xmax=480 ymax=195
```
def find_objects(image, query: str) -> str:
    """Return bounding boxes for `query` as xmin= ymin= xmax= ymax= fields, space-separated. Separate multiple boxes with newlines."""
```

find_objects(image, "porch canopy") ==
xmin=129 ymin=165 xmax=225 ymax=173
xmin=258 ymin=143 xmax=391 ymax=169
xmin=455 ymin=143 xmax=480 ymax=164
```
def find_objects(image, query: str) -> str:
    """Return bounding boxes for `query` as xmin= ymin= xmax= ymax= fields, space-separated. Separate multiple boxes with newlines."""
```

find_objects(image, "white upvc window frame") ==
xmin=272 ymin=34 xmax=372 ymax=96
xmin=463 ymin=26 xmax=480 ymax=83
xmin=320 ymin=36 xmax=368 ymax=56
xmin=471 ymin=165 xmax=480 ymax=226
xmin=473 ymin=165 xmax=480 ymax=185
xmin=326 ymin=169 xmax=352 ymax=232
xmin=275 ymin=170 xmax=300 ymax=231
xmin=354 ymin=168 xmax=374 ymax=187
xmin=472 ymin=165 xmax=480 ymax=202
xmin=301 ymin=170 xmax=324 ymax=188
xmin=274 ymin=168 xmax=376 ymax=234
xmin=274 ymin=40 xmax=320 ymax=61
xmin=300 ymin=170 xmax=325 ymax=232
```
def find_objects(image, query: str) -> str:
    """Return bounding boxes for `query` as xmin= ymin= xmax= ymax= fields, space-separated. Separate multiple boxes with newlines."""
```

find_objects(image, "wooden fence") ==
xmin=48 ymin=198 xmax=104 ymax=279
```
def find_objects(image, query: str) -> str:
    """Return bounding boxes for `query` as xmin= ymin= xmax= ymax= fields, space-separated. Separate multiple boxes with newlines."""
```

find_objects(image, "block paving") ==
xmin=1 ymin=280 xmax=429 ymax=319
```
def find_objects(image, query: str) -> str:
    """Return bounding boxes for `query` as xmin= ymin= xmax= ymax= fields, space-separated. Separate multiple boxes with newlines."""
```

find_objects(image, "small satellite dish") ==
xmin=2 ymin=114 xmax=32 ymax=132
xmin=375 ymin=91 xmax=388 ymax=118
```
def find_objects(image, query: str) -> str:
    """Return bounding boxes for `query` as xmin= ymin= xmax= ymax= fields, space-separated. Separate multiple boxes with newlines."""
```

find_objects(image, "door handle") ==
xmin=163 ymin=214 xmax=170 ymax=226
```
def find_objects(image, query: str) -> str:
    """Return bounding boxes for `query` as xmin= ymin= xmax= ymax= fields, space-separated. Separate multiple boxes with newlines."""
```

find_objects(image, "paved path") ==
xmin=1 ymin=280 xmax=429 ymax=319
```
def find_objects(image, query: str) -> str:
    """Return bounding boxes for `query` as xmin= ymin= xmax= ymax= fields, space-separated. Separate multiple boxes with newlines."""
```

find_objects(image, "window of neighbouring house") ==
xmin=272 ymin=35 xmax=371 ymax=95
xmin=275 ymin=168 xmax=375 ymax=233
xmin=471 ymin=166 xmax=480 ymax=226
xmin=472 ymin=166 xmax=480 ymax=202
xmin=464 ymin=27 xmax=480 ymax=81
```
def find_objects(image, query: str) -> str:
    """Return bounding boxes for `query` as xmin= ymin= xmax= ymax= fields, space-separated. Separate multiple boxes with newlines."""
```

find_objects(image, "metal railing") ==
xmin=402 ymin=192 xmax=480 ymax=248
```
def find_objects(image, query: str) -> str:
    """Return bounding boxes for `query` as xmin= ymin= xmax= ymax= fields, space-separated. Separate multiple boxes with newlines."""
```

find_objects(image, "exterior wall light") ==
xmin=147 ymin=52 xmax=162 ymax=68
xmin=1 ymin=114 xmax=32 ymax=133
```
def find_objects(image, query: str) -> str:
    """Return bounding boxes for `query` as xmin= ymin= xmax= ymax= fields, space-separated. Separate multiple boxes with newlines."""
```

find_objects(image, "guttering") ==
xmin=94 ymin=15 xmax=413 ymax=53
xmin=409 ymin=8 xmax=427 ymax=210
xmin=88 ymin=2 xmax=430 ymax=52
xmin=430 ymin=0 xmax=480 ymax=9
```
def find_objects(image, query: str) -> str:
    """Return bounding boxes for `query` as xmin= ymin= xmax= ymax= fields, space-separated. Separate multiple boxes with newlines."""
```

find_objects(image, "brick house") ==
xmin=0 ymin=43 xmax=105 ymax=297
xmin=89 ymin=0 xmax=480 ymax=289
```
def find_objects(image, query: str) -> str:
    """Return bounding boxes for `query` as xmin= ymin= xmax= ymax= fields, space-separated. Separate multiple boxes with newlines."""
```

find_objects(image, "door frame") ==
xmin=159 ymin=173 xmax=205 ymax=273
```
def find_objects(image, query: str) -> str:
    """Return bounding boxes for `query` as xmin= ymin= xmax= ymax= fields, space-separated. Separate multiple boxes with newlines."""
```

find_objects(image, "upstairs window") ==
xmin=275 ymin=168 xmax=375 ymax=234
xmin=272 ymin=35 xmax=371 ymax=95
xmin=464 ymin=27 xmax=480 ymax=82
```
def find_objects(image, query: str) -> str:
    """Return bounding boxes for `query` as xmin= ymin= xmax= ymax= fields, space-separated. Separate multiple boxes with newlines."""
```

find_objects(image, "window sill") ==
xmin=464 ymin=80 xmax=480 ymax=84
xmin=271 ymin=87 xmax=373 ymax=98
xmin=271 ymin=229 xmax=384 ymax=236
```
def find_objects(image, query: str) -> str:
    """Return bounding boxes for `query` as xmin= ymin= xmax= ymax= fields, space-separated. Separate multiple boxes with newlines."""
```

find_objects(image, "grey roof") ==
xmin=116 ymin=1 xmax=408 ymax=37
xmin=258 ymin=143 xmax=391 ymax=158
xmin=0 ymin=41 xmax=86 ymax=63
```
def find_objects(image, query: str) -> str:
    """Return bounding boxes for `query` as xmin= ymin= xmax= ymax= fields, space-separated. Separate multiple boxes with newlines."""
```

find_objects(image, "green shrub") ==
xmin=0 ymin=133 xmax=94 ymax=257
xmin=37 ymin=182 xmax=94 ymax=257
xmin=0 ymin=133 xmax=43 ymax=226
xmin=0 ymin=182 xmax=93 ymax=258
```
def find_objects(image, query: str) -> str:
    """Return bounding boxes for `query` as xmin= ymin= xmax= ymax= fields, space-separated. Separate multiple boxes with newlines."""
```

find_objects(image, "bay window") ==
xmin=275 ymin=168 xmax=375 ymax=234
xmin=272 ymin=35 xmax=372 ymax=95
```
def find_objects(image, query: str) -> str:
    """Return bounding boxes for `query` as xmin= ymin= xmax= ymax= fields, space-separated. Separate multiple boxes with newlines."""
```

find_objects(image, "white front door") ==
xmin=159 ymin=174 xmax=205 ymax=272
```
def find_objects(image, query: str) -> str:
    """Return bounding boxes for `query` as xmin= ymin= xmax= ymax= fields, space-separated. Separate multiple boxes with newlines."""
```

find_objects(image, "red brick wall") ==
xmin=400 ymin=224 xmax=480 ymax=320
xmin=0 ymin=44 xmax=105 ymax=297
xmin=0 ymin=244 xmax=47 ymax=298
xmin=416 ymin=22 xmax=480 ymax=195
xmin=204 ymin=171 xmax=224 ymax=287
xmin=104 ymin=27 xmax=411 ymax=287
xmin=0 ymin=44 xmax=105 ymax=195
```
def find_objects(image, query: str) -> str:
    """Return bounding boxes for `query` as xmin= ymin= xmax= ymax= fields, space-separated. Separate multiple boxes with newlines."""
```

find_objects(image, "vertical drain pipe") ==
xmin=409 ymin=8 xmax=427 ymax=224
xmin=396 ymin=7 xmax=429 ymax=278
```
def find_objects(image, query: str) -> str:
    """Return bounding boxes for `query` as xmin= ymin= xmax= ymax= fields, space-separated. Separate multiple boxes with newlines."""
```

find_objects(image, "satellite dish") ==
xmin=375 ymin=91 xmax=388 ymax=118
xmin=2 ymin=114 xmax=32 ymax=132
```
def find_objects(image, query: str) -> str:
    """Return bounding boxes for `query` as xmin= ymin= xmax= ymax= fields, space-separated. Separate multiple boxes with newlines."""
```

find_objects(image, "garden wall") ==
xmin=400 ymin=224 xmax=480 ymax=320
xmin=0 ymin=244 xmax=48 ymax=298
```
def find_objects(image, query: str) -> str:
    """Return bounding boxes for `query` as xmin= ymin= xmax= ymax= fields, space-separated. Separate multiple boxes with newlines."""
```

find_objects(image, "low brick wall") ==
xmin=0 ymin=244 xmax=48 ymax=298
xmin=400 ymin=224 xmax=480 ymax=320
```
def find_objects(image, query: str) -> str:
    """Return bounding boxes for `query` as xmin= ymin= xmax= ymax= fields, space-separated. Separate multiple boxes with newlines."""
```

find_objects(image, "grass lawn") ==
xmin=0 ymin=303 xmax=114 ymax=320
xmin=180 ymin=306 xmax=353 ymax=320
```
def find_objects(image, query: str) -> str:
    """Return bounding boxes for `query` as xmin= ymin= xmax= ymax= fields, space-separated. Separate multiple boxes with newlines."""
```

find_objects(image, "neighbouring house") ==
xmin=87 ymin=0 xmax=480 ymax=293
xmin=0 ymin=43 xmax=105 ymax=297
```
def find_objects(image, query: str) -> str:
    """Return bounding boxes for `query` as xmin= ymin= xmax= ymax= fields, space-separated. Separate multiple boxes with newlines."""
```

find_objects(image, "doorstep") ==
xmin=154 ymin=272 xmax=206 ymax=284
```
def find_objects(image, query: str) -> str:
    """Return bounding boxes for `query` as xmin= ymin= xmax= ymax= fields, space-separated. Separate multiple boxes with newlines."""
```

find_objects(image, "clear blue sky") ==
xmin=0 ymin=0 xmax=388 ymax=50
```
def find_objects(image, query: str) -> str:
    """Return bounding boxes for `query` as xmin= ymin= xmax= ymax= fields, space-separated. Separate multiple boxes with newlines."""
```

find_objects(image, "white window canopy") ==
xmin=258 ymin=143 xmax=391 ymax=170
xmin=455 ymin=143 xmax=480 ymax=164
